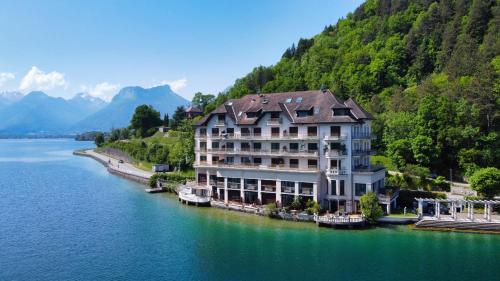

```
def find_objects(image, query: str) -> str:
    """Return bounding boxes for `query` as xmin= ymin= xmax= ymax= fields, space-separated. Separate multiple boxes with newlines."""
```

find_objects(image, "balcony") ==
xmin=352 ymin=164 xmax=385 ymax=173
xmin=326 ymin=168 xmax=348 ymax=176
xmin=195 ymin=147 xmax=208 ymax=153
xmin=196 ymin=134 xmax=208 ymax=139
xmin=300 ymin=187 xmax=313 ymax=195
xmin=352 ymin=133 xmax=375 ymax=140
xmin=205 ymin=132 xmax=319 ymax=141
xmin=352 ymin=149 xmax=376 ymax=156
xmin=244 ymin=183 xmax=258 ymax=191
xmin=324 ymin=134 xmax=347 ymax=141
xmin=227 ymin=182 xmax=241 ymax=189
xmin=204 ymin=148 xmax=318 ymax=157
xmin=194 ymin=162 xmax=319 ymax=173
xmin=267 ymin=118 xmax=282 ymax=126
xmin=261 ymin=185 xmax=276 ymax=192
xmin=324 ymin=149 xmax=347 ymax=158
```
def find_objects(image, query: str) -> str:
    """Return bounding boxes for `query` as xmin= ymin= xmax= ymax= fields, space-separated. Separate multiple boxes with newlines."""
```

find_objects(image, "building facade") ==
xmin=193 ymin=90 xmax=386 ymax=213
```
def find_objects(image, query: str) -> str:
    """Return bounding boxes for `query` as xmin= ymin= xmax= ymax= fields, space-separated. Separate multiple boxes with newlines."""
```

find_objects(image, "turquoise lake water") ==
xmin=0 ymin=139 xmax=499 ymax=281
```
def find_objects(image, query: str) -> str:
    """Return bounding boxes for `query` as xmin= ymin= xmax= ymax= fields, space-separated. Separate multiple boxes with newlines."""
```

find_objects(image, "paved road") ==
xmin=84 ymin=149 xmax=153 ymax=179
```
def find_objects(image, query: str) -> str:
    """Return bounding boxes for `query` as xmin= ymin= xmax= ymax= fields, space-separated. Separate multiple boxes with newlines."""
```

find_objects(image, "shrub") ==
xmin=359 ymin=192 xmax=384 ymax=224
xmin=290 ymin=197 xmax=302 ymax=210
xmin=305 ymin=199 xmax=321 ymax=215
xmin=149 ymin=172 xmax=195 ymax=188
xmin=264 ymin=203 xmax=278 ymax=217
xmin=469 ymin=167 xmax=500 ymax=198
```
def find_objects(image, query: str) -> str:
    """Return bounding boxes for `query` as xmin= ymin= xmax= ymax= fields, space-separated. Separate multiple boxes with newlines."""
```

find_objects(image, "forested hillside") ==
xmin=205 ymin=0 xmax=499 ymax=178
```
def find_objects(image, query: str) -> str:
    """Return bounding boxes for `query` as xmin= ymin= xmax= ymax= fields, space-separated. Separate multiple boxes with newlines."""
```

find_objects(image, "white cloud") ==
xmin=19 ymin=66 xmax=68 ymax=91
xmin=155 ymin=77 xmax=187 ymax=92
xmin=80 ymin=82 xmax=120 ymax=102
xmin=0 ymin=72 xmax=15 ymax=87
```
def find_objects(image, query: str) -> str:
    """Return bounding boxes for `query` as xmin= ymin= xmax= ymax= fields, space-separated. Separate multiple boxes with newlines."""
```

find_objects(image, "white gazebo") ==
xmin=416 ymin=198 xmax=500 ymax=223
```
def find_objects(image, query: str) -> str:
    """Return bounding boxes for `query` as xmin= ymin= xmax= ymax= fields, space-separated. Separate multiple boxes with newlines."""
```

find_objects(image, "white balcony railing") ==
xmin=194 ymin=162 xmax=319 ymax=172
xmin=202 ymin=132 xmax=319 ymax=141
xmin=326 ymin=168 xmax=348 ymax=175
xmin=323 ymin=134 xmax=348 ymax=141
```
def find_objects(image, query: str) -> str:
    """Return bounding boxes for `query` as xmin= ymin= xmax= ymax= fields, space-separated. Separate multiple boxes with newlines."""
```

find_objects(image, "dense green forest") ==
xmin=203 ymin=0 xmax=499 ymax=179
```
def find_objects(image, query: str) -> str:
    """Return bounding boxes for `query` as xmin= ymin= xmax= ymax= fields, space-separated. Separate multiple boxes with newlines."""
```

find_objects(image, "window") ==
xmin=211 ymin=128 xmax=219 ymax=135
xmin=217 ymin=114 xmax=225 ymax=121
xmin=199 ymin=128 xmax=206 ymax=135
xmin=290 ymin=159 xmax=299 ymax=168
xmin=271 ymin=143 xmax=280 ymax=152
xmin=355 ymin=183 xmax=367 ymax=196
xmin=297 ymin=109 xmax=313 ymax=117
xmin=307 ymin=126 xmax=317 ymax=136
xmin=241 ymin=142 xmax=250 ymax=151
xmin=253 ymin=142 xmax=261 ymax=150
xmin=331 ymin=180 xmax=337 ymax=195
xmin=289 ymin=126 xmax=298 ymax=136
xmin=199 ymin=142 xmax=207 ymax=152
xmin=271 ymin=127 xmax=280 ymax=137
xmin=330 ymin=126 xmax=340 ymax=136
xmin=308 ymin=159 xmax=317 ymax=168
xmin=340 ymin=180 xmax=345 ymax=196
xmin=285 ymin=97 xmax=292 ymax=103
xmin=253 ymin=127 xmax=261 ymax=136
xmin=241 ymin=128 xmax=250 ymax=136
xmin=281 ymin=181 xmax=295 ymax=193
xmin=241 ymin=157 xmax=251 ymax=164
xmin=333 ymin=109 xmax=349 ymax=116
xmin=290 ymin=143 xmax=299 ymax=152
xmin=200 ymin=156 xmax=207 ymax=162
xmin=253 ymin=158 xmax=262 ymax=165
xmin=226 ymin=128 xmax=234 ymax=135
xmin=212 ymin=142 xmax=219 ymax=149
xmin=307 ymin=143 xmax=318 ymax=152
xmin=212 ymin=156 xmax=219 ymax=163
xmin=226 ymin=142 xmax=234 ymax=149
xmin=296 ymin=97 xmax=303 ymax=103
xmin=271 ymin=158 xmax=284 ymax=166
xmin=246 ymin=112 xmax=258 ymax=118
xmin=225 ymin=157 xmax=234 ymax=164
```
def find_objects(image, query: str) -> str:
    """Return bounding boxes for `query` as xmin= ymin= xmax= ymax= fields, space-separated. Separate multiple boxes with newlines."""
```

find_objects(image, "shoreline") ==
xmin=73 ymin=149 xmax=152 ymax=185
xmin=73 ymin=149 xmax=499 ymax=234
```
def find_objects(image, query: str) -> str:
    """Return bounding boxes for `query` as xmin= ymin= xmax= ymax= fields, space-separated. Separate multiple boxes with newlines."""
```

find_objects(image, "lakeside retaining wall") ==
xmin=73 ymin=150 xmax=150 ymax=185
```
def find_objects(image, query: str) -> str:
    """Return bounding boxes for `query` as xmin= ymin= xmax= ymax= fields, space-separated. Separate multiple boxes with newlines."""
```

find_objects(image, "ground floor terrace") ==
xmin=197 ymin=171 xmax=317 ymax=208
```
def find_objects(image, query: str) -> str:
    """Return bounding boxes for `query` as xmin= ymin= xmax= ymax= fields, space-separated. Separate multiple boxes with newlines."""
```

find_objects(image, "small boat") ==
xmin=178 ymin=183 xmax=211 ymax=206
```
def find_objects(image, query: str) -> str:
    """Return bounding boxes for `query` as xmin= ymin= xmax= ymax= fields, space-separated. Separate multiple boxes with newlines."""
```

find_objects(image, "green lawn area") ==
xmin=143 ymin=131 xmax=180 ymax=146
xmin=371 ymin=155 xmax=397 ymax=171
xmin=386 ymin=213 xmax=418 ymax=218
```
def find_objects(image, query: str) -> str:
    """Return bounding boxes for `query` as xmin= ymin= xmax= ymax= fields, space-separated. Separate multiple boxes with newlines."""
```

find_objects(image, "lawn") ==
xmin=371 ymin=155 xmax=397 ymax=171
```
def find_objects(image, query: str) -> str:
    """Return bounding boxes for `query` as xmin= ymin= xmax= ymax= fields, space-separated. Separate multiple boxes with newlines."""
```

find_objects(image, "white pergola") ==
xmin=416 ymin=198 xmax=500 ymax=222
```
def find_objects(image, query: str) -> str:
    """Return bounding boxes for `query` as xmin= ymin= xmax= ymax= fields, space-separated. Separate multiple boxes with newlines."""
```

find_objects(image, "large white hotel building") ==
xmin=193 ymin=90 xmax=388 ymax=213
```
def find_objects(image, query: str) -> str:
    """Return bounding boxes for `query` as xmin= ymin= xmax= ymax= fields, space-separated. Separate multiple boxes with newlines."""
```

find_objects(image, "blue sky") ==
xmin=0 ymin=0 xmax=363 ymax=101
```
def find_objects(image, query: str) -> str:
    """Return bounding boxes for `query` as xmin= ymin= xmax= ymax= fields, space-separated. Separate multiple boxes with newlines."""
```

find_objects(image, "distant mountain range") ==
xmin=0 ymin=85 xmax=189 ymax=136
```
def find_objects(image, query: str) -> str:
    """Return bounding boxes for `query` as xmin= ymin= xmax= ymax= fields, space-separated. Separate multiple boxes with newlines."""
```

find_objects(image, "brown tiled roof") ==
xmin=196 ymin=90 xmax=372 ymax=126
xmin=186 ymin=106 xmax=202 ymax=113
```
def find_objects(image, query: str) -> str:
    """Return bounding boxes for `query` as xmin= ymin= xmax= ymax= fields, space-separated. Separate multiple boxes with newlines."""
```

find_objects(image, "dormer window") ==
xmin=246 ymin=112 xmax=258 ymax=118
xmin=296 ymin=97 xmax=303 ymax=103
xmin=333 ymin=109 xmax=349 ymax=116
xmin=296 ymin=108 xmax=314 ymax=117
